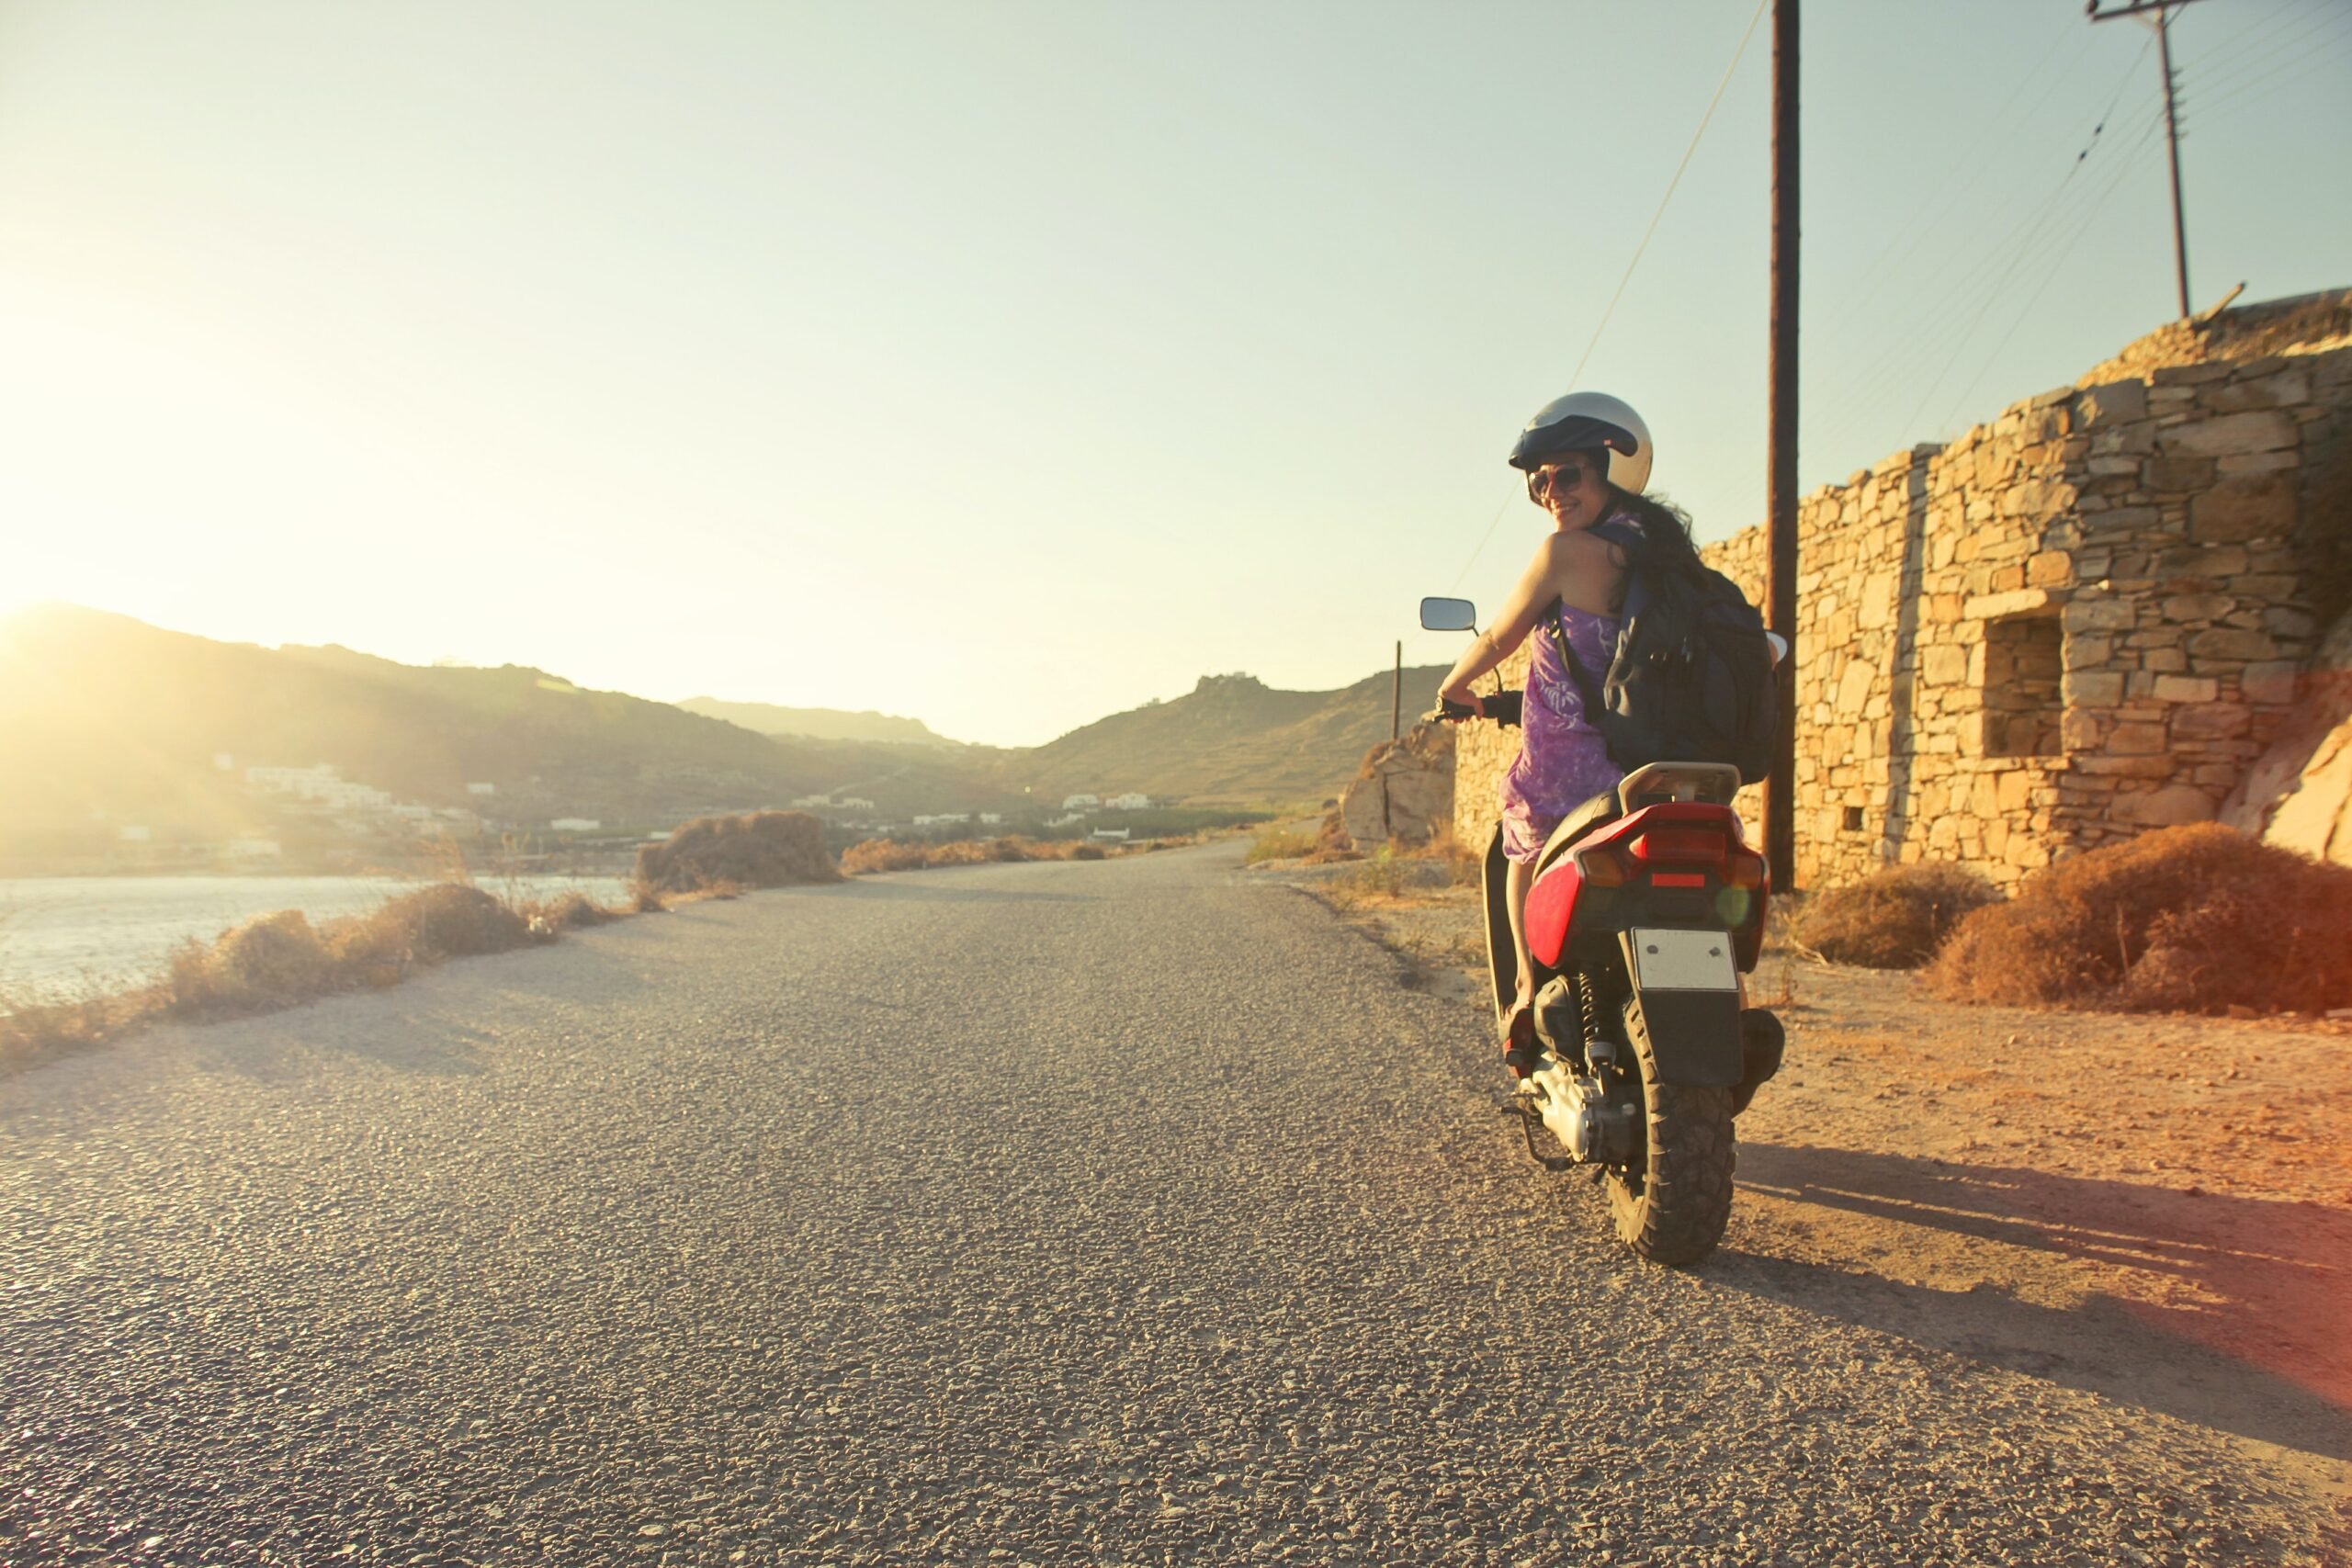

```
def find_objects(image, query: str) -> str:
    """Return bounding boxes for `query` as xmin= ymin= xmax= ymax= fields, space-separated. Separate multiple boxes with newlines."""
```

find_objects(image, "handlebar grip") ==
xmin=1430 ymin=693 xmax=1524 ymax=727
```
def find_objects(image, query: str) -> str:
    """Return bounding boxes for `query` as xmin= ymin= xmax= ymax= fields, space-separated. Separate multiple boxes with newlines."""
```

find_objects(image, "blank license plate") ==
xmin=1629 ymin=929 xmax=1738 ymax=991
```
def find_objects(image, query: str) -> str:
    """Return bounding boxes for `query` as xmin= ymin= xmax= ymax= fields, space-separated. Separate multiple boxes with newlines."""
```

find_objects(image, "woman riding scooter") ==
xmin=1437 ymin=393 xmax=1718 ymax=1072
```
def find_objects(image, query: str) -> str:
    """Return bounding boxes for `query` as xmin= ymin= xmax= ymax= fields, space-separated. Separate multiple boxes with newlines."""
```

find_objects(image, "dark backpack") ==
xmin=1547 ymin=521 xmax=1780 ymax=784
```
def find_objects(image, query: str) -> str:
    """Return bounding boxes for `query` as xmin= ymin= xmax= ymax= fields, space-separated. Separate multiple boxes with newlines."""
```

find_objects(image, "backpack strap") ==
xmin=1544 ymin=598 xmax=1607 ymax=720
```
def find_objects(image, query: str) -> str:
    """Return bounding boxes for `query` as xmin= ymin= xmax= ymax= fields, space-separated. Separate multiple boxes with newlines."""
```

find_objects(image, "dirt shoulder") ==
xmin=1258 ymin=856 xmax=2352 ymax=1511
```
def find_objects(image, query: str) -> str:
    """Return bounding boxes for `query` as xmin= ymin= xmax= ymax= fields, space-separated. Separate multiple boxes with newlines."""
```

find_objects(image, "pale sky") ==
xmin=4 ymin=0 xmax=2346 ymax=746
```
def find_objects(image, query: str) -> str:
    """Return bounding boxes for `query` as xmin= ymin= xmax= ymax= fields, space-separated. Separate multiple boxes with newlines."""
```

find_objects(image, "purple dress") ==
xmin=1498 ymin=600 xmax=1624 ymax=865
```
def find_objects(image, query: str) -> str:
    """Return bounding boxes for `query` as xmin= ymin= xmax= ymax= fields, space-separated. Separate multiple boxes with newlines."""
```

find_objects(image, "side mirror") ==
xmin=1419 ymin=596 xmax=1477 ymax=633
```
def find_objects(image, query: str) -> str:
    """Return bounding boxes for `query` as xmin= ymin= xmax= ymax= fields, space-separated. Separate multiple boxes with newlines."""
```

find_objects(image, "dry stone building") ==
xmin=1453 ymin=291 xmax=2352 ymax=890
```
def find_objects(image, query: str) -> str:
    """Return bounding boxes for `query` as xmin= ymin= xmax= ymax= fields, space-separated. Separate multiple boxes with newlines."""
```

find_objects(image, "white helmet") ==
xmin=1510 ymin=391 xmax=1653 ymax=494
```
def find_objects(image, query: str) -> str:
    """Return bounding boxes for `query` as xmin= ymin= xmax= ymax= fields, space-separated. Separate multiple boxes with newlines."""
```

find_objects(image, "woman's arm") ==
xmin=1438 ymin=534 xmax=1572 ymax=706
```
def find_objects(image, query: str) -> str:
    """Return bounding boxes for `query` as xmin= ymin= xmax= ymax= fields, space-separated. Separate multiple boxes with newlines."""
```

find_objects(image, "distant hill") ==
xmin=675 ymin=696 xmax=961 ymax=748
xmin=992 ymin=666 xmax=1450 ymax=805
xmin=0 ymin=607 xmax=1447 ymax=855
xmin=0 ymin=605 xmax=1015 ymax=849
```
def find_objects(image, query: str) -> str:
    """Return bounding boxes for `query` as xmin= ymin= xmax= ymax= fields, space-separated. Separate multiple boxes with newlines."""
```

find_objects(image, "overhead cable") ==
xmin=1450 ymin=0 xmax=1769 ymax=591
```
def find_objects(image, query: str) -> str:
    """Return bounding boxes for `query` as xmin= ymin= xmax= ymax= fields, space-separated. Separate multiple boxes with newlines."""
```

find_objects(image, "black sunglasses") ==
xmin=1527 ymin=458 xmax=1603 ymax=499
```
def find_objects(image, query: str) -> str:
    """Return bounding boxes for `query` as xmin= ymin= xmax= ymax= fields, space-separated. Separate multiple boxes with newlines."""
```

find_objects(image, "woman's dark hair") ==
xmin=1554 ymin=445 xmax=1706 ymax=608
xmin=1589 ymin=481 xmax=1702 ymax=611
xmin=1605 ymin=485 xmax=1704 ymax=578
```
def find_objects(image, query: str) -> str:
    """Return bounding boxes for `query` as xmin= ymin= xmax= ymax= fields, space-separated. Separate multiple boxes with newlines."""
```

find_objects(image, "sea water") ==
xmin=0 ymin=874 xmax=633 ymax=1007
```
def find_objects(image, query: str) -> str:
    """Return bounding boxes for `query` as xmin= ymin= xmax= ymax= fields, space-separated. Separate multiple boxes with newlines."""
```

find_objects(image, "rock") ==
xmin=1339 ymin=722 xmax=1456 ymax=848
xmin=2155 ymin=409 xmax=2298 ymax=457
xmin=2220 ymin=608 xmax=2352 ymax=865
xmin=2189 ymin=475 xmax=2295 ymax=542
xmin=2154 ymin=675 xmax=2219 ymax=704
xmin=2075 ymin=380 xmax=2148 ymax=424
xmin=2120 ymin=784 xmax=2217 ymax=827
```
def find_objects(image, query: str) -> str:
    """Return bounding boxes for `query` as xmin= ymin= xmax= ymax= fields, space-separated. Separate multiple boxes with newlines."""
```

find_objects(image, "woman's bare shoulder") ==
xmin=1544 ymin=527 xmax=1627 ymax=612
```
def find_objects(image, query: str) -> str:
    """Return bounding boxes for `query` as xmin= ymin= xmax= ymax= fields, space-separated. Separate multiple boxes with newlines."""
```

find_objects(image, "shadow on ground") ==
xmin=1716 ymin=1141 xmax=2352 ymax=1461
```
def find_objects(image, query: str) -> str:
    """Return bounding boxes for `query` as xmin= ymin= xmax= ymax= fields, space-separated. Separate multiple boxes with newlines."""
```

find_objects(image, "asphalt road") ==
xmin=2 ymin=842 xmax=2342 ymax=1566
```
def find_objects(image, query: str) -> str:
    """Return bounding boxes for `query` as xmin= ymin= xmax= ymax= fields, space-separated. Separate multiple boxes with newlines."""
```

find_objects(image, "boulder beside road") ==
xmin=1338 ymin=721 xmax=1456 ymax=849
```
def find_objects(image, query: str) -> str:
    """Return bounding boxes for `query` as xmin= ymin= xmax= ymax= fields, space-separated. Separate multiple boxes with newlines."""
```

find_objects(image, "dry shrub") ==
xmin=170 ymin=909 xmax=334 ymax=1012
xmin=165 ymin=886 xmax=537 ymax=1020
xmin=1312 ymin=810 xmax=1362 ymax=863
xmin=1340 ymin=846 xmax=1411 ymax=902
xmin=635 ymin=810 xmax=841 ymax=894
xmin=0 ymin=997 xmax=119 ymax=1072
xmin=631 ymin=882 xmax=669 ymax=913
xmin=1246 ymin=823 xmax=1319 ymax=863
xmin=391 ymin=884 xmax=534 ymax=959
xmin=1793 ymin=863 xmax=2003 ymax=969
xmin=841 ymin=838 xmax=932 ymax=874
xmin=523 ymin=890 xmax=623 ymax=931
xmin=1924 ymin=823 xmax=2352 ymax=1014
xmin=842 ymin=835 xmax=1117 ymax=874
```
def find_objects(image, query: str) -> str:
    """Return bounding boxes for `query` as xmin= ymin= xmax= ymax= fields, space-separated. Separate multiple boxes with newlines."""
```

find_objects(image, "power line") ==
xmin=1831 ymin=30 xmax=2098 ymax=330
xmin=2190 ymin=13 xmax=2352 ymax=118
xmin=1558 ymin=0 xmax=1771 ymax=393
xmin=1933 ymin=119 xmax=2175 ymax=434
xmin=1812 ymin=43 xmax=2155 ymax=447
xmin=1449 ymin=0 xmax=1769 ymax=592
xmin=1816 ymin=86 xmax=2163 ymax=457
xmin=1893 ymin=93 xmax=2170 ymax=438
xmin=2187 ymin=0 xmax=2346 ymax=96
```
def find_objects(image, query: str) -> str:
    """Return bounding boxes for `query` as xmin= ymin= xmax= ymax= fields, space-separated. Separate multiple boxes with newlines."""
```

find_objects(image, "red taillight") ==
xmin=1723 ymin=848 xmax=1768 ymax=891
xmin=1575 ymin=844 xmax=1634 ymax=887
xmin=1630 ymin=826 xmax=1727 ymax=864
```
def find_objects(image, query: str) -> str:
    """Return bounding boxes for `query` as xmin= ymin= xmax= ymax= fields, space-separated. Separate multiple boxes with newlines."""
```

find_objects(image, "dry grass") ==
xmin=635 ymin=810 xmax=841 ymax=894
xmin=1792 ymin=863 xmax=2005 ymax=969
xmin=165 ymin=884 xmax=538 ymax=1021
xmin=1245 ymin=823 xmax=1320 ymax=863
xmin=841 ymin=835 xmax=1115 ymax=875
xmin=519 ymin=889 xmax=628 ymax=932
xmin=1924 ymin=823 xmax=2352 ymax=1015
xmin=1 ymin=882 xmax=567 ymax=1070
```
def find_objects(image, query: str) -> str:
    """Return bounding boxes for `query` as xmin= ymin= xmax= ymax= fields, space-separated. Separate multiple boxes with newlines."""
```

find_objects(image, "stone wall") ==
xmin=1453 ymin=301 xmax=2352 ymax=891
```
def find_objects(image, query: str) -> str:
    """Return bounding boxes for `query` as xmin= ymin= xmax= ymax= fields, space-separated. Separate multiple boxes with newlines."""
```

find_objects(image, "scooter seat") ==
xmin=1533 ymin=786 xmax=1623 ymax=876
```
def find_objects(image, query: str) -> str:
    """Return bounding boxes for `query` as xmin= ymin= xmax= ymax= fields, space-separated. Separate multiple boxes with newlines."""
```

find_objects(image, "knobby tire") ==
xmin=1607 ymin=991 xmax=1736 ymax=1266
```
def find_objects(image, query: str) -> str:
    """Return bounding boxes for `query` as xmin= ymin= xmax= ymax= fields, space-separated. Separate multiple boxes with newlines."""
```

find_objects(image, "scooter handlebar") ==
xmin=1430 ymin=692 xmax=1523 ymax=728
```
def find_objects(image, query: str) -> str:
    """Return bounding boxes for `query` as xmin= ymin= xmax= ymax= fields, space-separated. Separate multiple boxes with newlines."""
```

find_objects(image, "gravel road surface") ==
xmin=3 ymin=843 xmax=2343 ymax=1565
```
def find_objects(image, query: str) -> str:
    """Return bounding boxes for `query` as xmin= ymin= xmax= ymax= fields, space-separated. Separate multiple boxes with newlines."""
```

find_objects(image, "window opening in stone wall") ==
xmin=1984 ymin=613 xmax=2063 ymax=758
xmin=1842 ymin=806 xmax=1865 ymax=832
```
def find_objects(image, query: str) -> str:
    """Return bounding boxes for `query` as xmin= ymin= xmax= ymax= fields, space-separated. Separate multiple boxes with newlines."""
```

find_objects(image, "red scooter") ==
xmin=1427 ymin=609 xmax=1784 ymax=1266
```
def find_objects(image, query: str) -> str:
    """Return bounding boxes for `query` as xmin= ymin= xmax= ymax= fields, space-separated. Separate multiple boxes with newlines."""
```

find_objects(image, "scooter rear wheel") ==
xmin=1607 ymin=993 xmax=1736 ymax=1266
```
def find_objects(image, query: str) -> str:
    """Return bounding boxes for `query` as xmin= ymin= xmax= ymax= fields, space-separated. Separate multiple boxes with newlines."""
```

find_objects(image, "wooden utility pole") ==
xmin=2088 ymin=0 xmax=2212 ymax=320
xmin=1765 ymin=0 xmax=1799 ymax=891
xmin=1391 ymin=641 xmax=1402 ymax=740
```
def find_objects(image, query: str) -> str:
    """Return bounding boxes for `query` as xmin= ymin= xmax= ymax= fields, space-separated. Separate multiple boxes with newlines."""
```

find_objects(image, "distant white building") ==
xmin=549 ymin=818 xmax=602 ymax=832
xmin=913 ymin=812 xmax=973 ymax=828
xmin=788 ymin=794 xmax=834 ymax=808
xmin=245 ymin=764 xmax=393 ymax=813
xmin=979 ymin=813 xmax=1002 ymax=826
xmin=1091 ymin=828 xmax=1131 ymax=842
xmin=1046 ymin=813 xmax=1084 ymax=829
xmin=1108 ymin=793 xmax=1150 ymax=812
xmin=1062 ymin=794 xmax=1100 ymax=811
xmin=467 ymin=782 xmax=497 ymax=796
xmin=836 ymin=796 xmax=876 ymax=812
xmin=224 ymin=835 xmax=282 ymax=860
